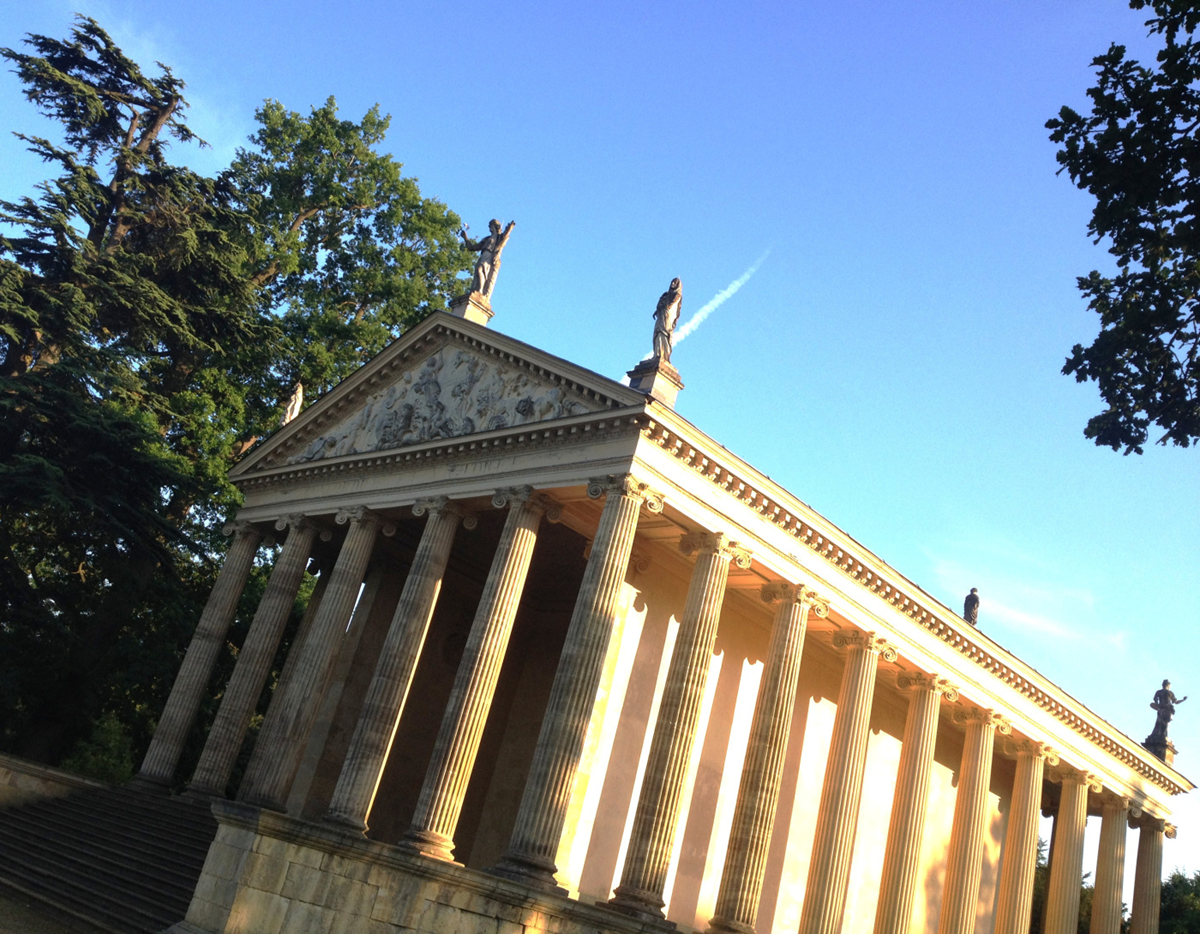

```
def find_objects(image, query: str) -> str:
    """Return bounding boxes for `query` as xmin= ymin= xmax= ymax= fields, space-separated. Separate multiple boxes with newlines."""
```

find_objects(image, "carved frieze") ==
xmin=283 ymin=345 xmax=602 ymax=465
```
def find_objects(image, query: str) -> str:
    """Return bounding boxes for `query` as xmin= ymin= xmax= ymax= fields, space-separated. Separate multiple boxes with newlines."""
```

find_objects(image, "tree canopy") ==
xmin=0 ymin=15 xmax=471 ymax=773
xmin=1048 ymin=0 xmax=1200 ymax=454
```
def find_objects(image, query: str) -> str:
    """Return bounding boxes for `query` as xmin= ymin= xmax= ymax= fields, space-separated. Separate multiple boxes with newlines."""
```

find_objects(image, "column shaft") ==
xmin=1043 ymin=775 xmax=1090 ymax=934
xmin=993 ymin=746 xmax=1050 ymax=934
xmin=936 ymin=710 xmax=1005 ymax=934
xmin=187 ymin=519 xmax=316 ymax=797
xmin=608 ymin=532 xmax=748 ymax=921
xmin=1089 ymin=802 xmax=1128 ymax=934
xmin=492 ymin=477 xmax=654 ymax=889
xmin=240 ymin=509 xmax=381 ymax=810
xmin=399 ymin=488 xmax=551 ymax=861
xmin=708 ymin=583 xmax=823 ymax=934
xmin=873 ymin=675 xmax=954 ymax=934
xmin=326 ymin=499 xmax=468 ymax=831
xmin=798 ymin=632 xmax=894 ymax=934
xmin=1129 ymin=820 xmax=1164 ymax=934
xmin=135 ymin=524 xmax=262 ymax=788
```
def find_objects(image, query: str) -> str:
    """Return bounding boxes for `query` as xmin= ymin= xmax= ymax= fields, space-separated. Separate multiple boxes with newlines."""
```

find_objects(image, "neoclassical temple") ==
xmin=143 ymin=296 xmax=1191 ymax=934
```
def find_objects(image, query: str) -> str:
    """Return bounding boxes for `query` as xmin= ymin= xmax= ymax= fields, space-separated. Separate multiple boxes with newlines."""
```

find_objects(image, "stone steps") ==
xmin=0 ymin=784 xmax=218 ymax=934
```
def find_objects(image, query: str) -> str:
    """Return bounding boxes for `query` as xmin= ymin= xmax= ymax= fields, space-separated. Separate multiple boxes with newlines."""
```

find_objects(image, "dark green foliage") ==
xmin=1048 ymin=0 xmax=1200 ymax=453
xmin=0 ymin=16 xmax=470 ymax=772
xmin=1161 ymin=869 xmax=1200 ymax=933
xmin=59 ymin=711 xmax=135 ymax=784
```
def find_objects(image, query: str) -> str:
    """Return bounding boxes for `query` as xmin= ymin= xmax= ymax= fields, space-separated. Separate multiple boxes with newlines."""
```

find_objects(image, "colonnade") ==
xmin=135 ymin=477 xmax=1174 ymax=934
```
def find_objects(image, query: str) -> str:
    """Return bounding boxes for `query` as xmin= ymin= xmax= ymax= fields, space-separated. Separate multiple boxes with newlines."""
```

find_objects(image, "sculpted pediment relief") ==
xmin=281 ymin=344 xmax=605 ymax=465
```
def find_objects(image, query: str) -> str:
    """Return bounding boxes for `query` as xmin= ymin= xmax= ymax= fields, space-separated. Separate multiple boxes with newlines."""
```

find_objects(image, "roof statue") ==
xmin=627 ymin=277 xmax=686 ymax=407
xmin=963 ymin=588 xmax=979 ymax=627
xmin=459 ymin=218 xmax=515 ymax=300
xmin=652 ymin=277 xmax=682 ymax=365
xmin=1145 ymin=678 xmax=1187 ymax=762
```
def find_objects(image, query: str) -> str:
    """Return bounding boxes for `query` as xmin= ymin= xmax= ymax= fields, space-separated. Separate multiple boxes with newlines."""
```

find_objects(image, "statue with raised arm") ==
xmin=1145 ymin=679 xmax=1187 ymax=760
xmin=653 ymin=277 xmax=683 ymax=365
xmin=459 ymin=219 xmax=515 ymax=299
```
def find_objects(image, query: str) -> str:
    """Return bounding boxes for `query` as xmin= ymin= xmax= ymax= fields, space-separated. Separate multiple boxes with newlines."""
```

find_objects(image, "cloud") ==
xmin=922 ymin=545 xmax=1124 ymax=648
xmin=675 ymin=248 xmax=772 ymax=345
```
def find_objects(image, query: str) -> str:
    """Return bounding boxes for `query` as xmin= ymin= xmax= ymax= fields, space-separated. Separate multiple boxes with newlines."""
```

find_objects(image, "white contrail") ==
xmin=675 ymin=248 xmax=772 ymax=345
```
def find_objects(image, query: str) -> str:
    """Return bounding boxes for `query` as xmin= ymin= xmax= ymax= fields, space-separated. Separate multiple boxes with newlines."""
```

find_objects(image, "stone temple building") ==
xmin=67 ymin=294 xmax=1192 ymax=933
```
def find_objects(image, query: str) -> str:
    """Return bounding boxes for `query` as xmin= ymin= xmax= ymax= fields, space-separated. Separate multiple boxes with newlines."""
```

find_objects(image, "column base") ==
xmin=706 ymin=917 xmax=756 ymax=934
xmin=127 ymin=773 xmax=172 ymax=795
xmin=238 ymin=791 xmax=288 ymax=813
xmin=487 ymin=852 xmax=567 ymax=894
xmin=602 ymin=886 xmax=675 ymax=928
xmin=181 ymin=785 xmax=224 ymax=803
xmin=396 ymin=828 xmax=458 ymax=863
xmin=323 ymin=810 xmax=370 ymax=835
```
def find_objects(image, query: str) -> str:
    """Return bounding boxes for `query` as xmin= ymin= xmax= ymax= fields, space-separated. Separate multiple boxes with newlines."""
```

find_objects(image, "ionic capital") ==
xmin=1002 ymin=739 xmax=1058 ymax=765
xmin=587 ymin=474 xmax=664 ymax=513
xmin=1129 ymin=812 xmax=1166 ymax=833
xmin=679 ymin=531 xmax=752 ymax=569
xmin=953 ymin=707 xmax=1012 ymax=734
xmin=1166 ymin=822 xmax=1178 ymax=839
xmin=221 ymin=519 xmax=263 ymax=542
xmin=1096 ymin=792 xmax=1131 ymax=814
xmin=413 ymin=496 xmax=478 ymax=529
xmin=492 ymin=486 xmax=563 ymax=522
xmin=335 ymin=506 xmax=396 ymax=537
xmin=760 ymin=581 xmax=830 ymax=618
xmin=1048 ymin=765 xmax=1103 ymax=791
xmin=274 ymin=513 xmax=318 ymax=534
xmin=832 ymin=630 xmax=897 ymax=661
xmin=896 ymin=671 xmax=959 ymax=702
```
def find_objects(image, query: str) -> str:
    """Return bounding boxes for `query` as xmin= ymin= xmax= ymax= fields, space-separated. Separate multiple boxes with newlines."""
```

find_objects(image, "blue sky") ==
xmin=3 ymin=0 xmax=1198 ymax=885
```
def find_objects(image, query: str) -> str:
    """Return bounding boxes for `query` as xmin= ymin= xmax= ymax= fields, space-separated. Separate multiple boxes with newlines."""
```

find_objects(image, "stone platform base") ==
xmin=171 ymin=801 xmax=665 ymax=934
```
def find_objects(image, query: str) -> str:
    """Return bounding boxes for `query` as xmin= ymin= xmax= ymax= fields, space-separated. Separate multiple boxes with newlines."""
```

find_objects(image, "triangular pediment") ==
xmin=233 ymin=313 xmax=645 ymax=477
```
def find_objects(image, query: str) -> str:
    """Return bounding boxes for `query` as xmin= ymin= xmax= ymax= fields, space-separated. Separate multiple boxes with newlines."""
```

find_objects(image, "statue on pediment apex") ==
xmin=459 ymin=218 xmax=515 ymax=299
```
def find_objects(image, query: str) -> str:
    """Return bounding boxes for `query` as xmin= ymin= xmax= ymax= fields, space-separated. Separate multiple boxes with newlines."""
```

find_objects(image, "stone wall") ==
xmin=0 ymin=752 xmax=106 ymax=808
xmin=170 ymin=801 xmax=664 ymax=934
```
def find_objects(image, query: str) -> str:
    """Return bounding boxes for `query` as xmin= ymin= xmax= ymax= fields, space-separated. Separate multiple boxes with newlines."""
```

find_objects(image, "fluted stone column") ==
xmin=1043 ymin=769 xmax=1094 ymax=934
xmin=993 ymin=742 xmax=1056 ymax=934
xmin=134 ymin=522 xmax=263 ymax=789
xmin=1089 ymin=797 xmax=1129 ymax=934
xmin=1130 ymin=817 xmax=1167 ymax=934
xmin=492 ymin=475 xmax=662 ymax=889
xmin=608 ymin=531 xmax=751 ymax=922
xmin=937 ymin=708 xmax=1010 ymax=934
xmin=705 ymin=582 xmax=827 ymax=934
xmin=798 ymin=631 xmax=896 ymax=934
xmin=399 ymin=487 xmax=557 ymax=861
xmin=186 ymin=517 xmax=317 ymax=797
xmin=326 ymin=498 xmax=475 ymax=832
xmin=240 ymin=507 xmax=387 ymax=810
xmin=873 ymin=674 xmax=958 ymax=934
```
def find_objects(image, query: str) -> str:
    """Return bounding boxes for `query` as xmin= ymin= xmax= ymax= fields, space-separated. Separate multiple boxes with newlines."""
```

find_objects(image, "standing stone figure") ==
xmin=459 ymin=219 xmax=516 ymax=299
xmin=963 ymin=588 xmax=980 ymax=627
xmin=653 ymin=277 xmax=683 ymax=365
xmin=1145 ymin=679 xmax=1187 ymax=760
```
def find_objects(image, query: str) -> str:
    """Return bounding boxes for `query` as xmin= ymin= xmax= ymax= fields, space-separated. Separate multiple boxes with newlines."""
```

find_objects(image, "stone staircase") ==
xmin=0 ymin=784 xmax=218 ymax=933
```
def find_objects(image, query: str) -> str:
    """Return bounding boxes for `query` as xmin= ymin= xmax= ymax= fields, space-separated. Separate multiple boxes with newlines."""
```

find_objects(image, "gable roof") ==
xmin=230 ymin=312 xmax=647 ymax=480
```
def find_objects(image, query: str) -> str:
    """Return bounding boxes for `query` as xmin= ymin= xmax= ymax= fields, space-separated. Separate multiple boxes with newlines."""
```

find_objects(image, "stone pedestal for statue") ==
xmin=1144 ymin=737 xmax=1177 ymax=765
xmin=449 ymin=292 xmax=493 ymax=327
xmin=627 ymin=358 xmax=683 ymax=408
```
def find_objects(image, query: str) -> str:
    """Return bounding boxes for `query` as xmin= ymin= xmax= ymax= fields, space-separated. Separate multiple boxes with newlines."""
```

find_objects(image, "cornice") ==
xmin=637 ymin=407 xmax=1193 ymax=798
